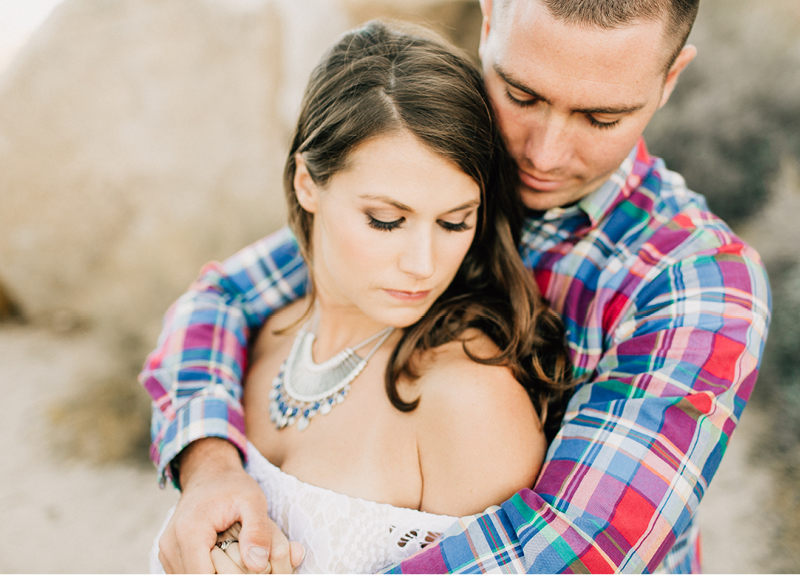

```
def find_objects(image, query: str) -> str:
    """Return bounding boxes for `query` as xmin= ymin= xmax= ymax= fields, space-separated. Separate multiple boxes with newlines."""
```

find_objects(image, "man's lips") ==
xmin=384 ymin=289 xmax=431 ymax=302
xmin=518 ymin=169 xmax=569 ymax=192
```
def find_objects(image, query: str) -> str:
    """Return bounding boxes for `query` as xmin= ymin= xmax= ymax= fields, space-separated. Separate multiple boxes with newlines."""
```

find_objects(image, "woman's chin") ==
xmin=367 ymin=306 xmax=429 ymax=330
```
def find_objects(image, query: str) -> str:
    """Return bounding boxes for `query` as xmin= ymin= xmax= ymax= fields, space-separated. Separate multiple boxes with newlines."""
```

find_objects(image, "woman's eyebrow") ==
xmin=360 ymin=195 xmax=414 ymax=212
xmin=359 ymin=195 xmax=479 ymax=214
xmin=444 ymin=199 xmax=480 ymax=214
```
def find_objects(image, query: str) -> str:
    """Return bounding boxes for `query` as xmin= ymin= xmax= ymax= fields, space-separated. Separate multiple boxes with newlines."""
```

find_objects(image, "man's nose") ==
xmin=398 ymin=231 xmax=436 ymax=280
xmin=525 ymin=111 xmax=571 ymax=174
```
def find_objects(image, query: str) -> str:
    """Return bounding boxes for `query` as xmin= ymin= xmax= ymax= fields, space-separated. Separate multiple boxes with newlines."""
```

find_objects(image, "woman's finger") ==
xmin=211 ymin=547 xmax=246 ymax=574
xmin=289 ymin=541 xmax=306 ymax=570
xmin=222 ymin=542 xmax=251 ymax=574
xmin=227 ymin=522 xmax=242 ymax=539
xmin=267 ymin=521 xmax=293 ymax=574
xmin=216 ymin=522 xmax=242 ymax=545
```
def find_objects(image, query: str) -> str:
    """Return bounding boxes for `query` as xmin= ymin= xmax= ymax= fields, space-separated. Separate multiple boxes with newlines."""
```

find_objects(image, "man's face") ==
xmin=479 ymin=0 xmax=694 ymax=211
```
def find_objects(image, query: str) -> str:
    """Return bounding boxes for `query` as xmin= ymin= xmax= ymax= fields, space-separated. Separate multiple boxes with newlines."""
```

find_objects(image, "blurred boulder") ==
xmin=0 ymin=279 xmax=22 ymax=321
xmin=0 ymin=0 xmax=478 ymax=346
xmin=342 ymin=0 xmax=482 ymax=61
xmin=0 ymin=0 xmax=346 ymax=342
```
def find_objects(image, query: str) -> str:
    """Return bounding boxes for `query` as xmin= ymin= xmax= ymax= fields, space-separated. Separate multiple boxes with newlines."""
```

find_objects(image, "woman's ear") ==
xmin=293 ymin=154 xmax=320 ymax=213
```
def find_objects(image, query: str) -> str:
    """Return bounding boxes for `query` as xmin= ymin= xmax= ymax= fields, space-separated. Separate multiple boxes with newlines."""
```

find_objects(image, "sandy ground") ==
xmin=0 ymin=324 xmax=778 ymax=573
xmin=0 ymin=325 xmax=178 ymax=573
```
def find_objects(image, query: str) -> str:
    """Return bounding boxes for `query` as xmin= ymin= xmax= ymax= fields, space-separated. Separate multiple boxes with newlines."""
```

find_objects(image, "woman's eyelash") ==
xmin=367 ymin=215 xmax=404 ymax=231
xmin=367 ymin=215 xmax=472 ymax=232
xmin=440 ymin=220 xmax=471 ymax=232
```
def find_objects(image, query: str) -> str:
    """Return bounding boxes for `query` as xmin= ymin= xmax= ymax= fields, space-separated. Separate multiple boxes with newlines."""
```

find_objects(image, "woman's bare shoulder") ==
xmin=250 ymin=298 xmax=310 ymax=362
xmin=413 ymin=331 xmax=547 ymax=517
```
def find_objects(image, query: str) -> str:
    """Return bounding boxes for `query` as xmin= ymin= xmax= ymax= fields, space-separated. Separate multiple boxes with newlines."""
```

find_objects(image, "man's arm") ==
xmin=384 ymin=230 xmax=771 ymax=573
xmin=141 ymin=226 xmax=307 ymax=486
xmin=139 ymin=227 xmax=307 ymax=573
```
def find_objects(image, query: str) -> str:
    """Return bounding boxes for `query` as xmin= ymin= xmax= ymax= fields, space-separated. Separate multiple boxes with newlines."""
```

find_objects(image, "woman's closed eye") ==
xmin=367 ymin=214 xmax=404 ymax=231
xmin=438 ymin=219 xmax=472 ymax=232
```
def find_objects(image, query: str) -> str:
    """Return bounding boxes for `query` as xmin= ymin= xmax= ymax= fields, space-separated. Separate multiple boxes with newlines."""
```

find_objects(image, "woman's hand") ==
xmin=212 ymin=522 xmax=305 ymax=574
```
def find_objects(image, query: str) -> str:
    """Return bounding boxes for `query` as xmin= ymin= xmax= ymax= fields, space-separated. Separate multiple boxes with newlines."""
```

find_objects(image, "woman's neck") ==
xmin=309 ymin=295 xmax=394 ymax=363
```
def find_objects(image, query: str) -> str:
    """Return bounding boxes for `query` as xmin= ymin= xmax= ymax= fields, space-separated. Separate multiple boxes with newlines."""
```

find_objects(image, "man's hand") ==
xmin=157 ymin=438 xmax=302 ymax=574
xmin=212 ymin=522 xmax=306 ymax=574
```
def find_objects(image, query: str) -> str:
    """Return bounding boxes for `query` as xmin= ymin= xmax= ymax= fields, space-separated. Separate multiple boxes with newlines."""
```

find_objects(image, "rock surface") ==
xmin=0 ymin=0 xmax=334 ymax=342
xmin=0 ymin=0 xmax=478 ymax=345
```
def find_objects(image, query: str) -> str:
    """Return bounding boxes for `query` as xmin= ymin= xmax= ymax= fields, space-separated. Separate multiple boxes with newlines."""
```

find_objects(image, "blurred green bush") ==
xmin=645 ymin=0 xmax=800 ymax=227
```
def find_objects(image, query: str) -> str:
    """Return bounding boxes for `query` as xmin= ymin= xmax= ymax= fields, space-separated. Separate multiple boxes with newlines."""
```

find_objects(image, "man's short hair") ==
xmin=496 ymin=0 xmax=700 ymax=73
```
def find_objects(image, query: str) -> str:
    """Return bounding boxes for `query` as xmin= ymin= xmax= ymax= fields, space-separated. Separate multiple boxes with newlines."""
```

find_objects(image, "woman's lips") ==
xmin=518 ymin=169 xmax=568 ymax=192
xmin=384 ymin=289 xmax=431 ymax=302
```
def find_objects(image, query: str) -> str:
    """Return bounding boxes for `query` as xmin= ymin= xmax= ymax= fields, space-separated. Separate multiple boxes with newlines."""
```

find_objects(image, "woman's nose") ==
xmin=398 ymin=231 xmax=435 ymax=279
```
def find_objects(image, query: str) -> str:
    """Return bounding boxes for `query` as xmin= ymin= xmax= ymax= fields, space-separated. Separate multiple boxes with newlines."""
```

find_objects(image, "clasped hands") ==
xmin=158 ymin=438 xmax=304 ymax=574
xmin=210 ymin=522 xmax=304 ymax=574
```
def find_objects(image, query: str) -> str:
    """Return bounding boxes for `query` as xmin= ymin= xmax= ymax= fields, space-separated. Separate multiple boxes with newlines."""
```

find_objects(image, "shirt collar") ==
xmin=539 ymin=138 xmax=654 ymax=229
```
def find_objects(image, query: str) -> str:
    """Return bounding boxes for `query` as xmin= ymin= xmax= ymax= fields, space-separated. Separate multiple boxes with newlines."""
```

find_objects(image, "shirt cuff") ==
xmin=151 ymin=388 xmax=247 ymax=489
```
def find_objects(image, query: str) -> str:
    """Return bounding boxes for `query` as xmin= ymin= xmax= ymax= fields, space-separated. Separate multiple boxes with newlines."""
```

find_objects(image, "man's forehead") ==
xmin=488 ymin=1 xmax=668 ymax=101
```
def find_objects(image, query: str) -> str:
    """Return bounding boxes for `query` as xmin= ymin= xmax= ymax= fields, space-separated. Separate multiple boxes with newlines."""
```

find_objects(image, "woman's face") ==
xmin=295 ymin=130 xmax=481 ymax=328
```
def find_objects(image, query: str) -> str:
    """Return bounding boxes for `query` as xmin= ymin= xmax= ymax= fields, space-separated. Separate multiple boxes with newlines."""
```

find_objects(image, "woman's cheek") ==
xmin=446 ymin=231 xmax=475 ymax=278
xmin=330 ymin=212 xmax=383 ymax=279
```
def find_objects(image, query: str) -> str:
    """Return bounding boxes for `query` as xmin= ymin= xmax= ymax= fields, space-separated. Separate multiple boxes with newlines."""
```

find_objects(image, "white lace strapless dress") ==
xmin=150 ymin=442 xmax=461 ymax=573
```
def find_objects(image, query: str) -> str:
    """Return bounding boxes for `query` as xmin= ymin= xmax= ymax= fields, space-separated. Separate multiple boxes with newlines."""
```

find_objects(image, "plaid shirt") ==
xmin=140 ymin=139 xmax=771 ymax=573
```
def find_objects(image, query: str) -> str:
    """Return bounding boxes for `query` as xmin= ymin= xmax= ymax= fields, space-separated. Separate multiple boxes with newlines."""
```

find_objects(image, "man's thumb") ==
xmin=237 ymin=513 xmax=273 ymax=573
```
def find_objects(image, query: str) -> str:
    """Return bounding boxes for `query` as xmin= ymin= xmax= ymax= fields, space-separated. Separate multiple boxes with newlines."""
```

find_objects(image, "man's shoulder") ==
xmin=629 ymin=155 xmax=754 ymax=258
xmin=614 ymin=156 xmax=769 ymax=311
xmin=576 ymin=153 xmax=768 ymax=306
xmin=645 ymin=156 xmax=706 ymax=212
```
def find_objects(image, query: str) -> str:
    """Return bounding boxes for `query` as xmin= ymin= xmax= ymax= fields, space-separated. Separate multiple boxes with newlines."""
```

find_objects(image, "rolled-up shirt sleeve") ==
xmin=139 ymin=227 xmax=307 ymax=487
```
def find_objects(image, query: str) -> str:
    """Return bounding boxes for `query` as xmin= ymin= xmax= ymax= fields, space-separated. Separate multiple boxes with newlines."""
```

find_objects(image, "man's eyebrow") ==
xmin=360 ymin=195 xmax=480 ymax=214
xmin=494 ymin=63 xmax=552 ymax=105
xmin=494 ymin=63 xmax=647 ymax=115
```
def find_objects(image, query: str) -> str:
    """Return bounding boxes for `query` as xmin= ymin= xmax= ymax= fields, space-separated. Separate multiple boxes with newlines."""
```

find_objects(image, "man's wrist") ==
xmin=174 ymin=437 xmax=245 ymax=491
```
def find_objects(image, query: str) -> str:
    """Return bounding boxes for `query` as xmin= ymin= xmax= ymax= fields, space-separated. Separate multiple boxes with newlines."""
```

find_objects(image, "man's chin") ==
xmin=517 ymin=179 xmax=598 ymax=212
xmin=519 ymin=185 xmax=572 ymax=212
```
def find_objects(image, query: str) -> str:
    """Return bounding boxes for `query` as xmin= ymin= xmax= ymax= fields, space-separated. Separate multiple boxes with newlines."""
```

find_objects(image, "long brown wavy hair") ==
xmin=283 ymin=21 xmax=573 ymax=441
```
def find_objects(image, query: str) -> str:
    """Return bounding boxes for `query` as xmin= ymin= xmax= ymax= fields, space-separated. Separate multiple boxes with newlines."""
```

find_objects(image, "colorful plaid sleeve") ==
xmin=383 ymin=148 xmax=772 ymax=573
xmin=139 ymin=227 xmax=307 ymax=486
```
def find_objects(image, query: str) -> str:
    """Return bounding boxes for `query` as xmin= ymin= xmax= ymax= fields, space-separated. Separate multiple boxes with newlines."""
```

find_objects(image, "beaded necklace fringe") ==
xmin=269 ymin=312 xmax=394 ymax=431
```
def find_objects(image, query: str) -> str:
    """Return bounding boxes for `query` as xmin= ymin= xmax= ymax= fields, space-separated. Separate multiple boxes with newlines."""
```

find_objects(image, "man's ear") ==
xmin=293 ymin=154 xmax=319 ymax=213
xmin=478 ymin=0 xmax=493 ymax=61
xmin=658 ymin=45 xmax=697 ymax=109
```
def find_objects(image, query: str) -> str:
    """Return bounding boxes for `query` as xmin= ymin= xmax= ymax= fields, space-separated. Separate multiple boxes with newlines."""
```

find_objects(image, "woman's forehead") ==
xmin=328 ymin=132 xmax=481 ymax=211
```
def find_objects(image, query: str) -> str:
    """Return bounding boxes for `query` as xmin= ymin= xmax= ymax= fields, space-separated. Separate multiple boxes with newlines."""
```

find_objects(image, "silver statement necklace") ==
xmin=268 ymin=310 xmax=395 ymax=431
